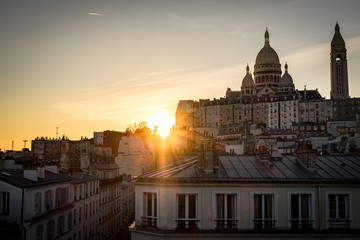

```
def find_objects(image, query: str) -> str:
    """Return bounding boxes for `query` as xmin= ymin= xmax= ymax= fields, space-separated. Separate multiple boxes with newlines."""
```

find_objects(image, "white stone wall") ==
xmin=134 ymin=183 xmax=360 ymax=233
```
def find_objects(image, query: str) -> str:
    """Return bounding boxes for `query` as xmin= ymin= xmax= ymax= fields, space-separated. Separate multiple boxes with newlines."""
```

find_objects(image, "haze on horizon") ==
xmin=1 ymin=0 xmax=360 ymax=150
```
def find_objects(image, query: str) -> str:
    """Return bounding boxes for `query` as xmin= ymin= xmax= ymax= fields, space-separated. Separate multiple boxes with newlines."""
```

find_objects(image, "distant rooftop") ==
xmin=0 ymin=169 xmax=98 ymax=188
xmin=0 ymin=169 xmax=71 ymax=188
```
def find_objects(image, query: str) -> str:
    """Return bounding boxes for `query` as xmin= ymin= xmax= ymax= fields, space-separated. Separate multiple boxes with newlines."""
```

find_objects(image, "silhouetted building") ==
xmin=175 ymin=24 xmax=358 ymax=135
xmin=330 ymin=23 xmax=349 ymax=99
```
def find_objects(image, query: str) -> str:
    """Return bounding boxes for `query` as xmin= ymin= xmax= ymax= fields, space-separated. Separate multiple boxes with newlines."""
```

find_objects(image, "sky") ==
xmin=1 ymin=0 xmax=360 ymax=150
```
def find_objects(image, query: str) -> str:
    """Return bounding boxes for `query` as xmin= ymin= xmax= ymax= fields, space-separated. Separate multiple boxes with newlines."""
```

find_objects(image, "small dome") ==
xmin=280 ymin=62 xmax=294 ymax=86
xmin=255 ymin=30 xmax=280 ymax=66
xmin=241 ymin=65 xmax=255 ymax=88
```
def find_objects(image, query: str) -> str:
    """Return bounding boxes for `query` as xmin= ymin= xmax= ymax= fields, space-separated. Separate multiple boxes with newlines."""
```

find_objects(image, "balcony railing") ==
xmin=141 ymin=217 xmax=158 ymax=229
xmin=175 ymin=219 xmax=199 ymax=231
xmin=215 ymin=219 xmax=238 ymax=230
xmin=253 ymin=219 xmax=277 ymax=230
xmin=290 ymin=219 xmax=313 ymax=229
xmin=328 ymin=219 xmax=351 ymax=229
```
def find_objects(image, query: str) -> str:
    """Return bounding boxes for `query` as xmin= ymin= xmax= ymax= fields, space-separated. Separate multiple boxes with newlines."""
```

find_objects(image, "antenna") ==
xmin=12 ymin=140 xmax=14 ymax=151
xmin=23 ymin=140 xmax=28 ymax=149
xmin=56 ymin=127 xmax=59 ymax=139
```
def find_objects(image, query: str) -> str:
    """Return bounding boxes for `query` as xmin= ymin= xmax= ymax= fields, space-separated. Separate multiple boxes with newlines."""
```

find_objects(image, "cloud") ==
xmin=54 ymin=65 xmax=243 ymax=123
xmin=54 ymin=35 xmax=360 ymax=123
xmin=89 ymin=12 xmax=102 ymax=16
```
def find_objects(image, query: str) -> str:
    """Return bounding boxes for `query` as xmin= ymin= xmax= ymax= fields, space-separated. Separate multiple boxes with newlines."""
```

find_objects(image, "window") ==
xmin=289 ymin=194 xmax=313 ymax=229
xmin=55 ymin=188 xmax=67 ymax=207
xmin=36 ymin=224 xmax=43 ymax=240
xmin=176 ymin=194 xmax=198 ymax=230
xmin=327 ymin=192 xmax=352 ymax=229
xmin=68 ymin=212 xmax=72 ymax=231
xmin=142 ymin=192 xmax=157 ymax=228
xmin=215 ymin=194 xmax=237 ymax=229
xmin=57 ymin=215 xmax=64 ymax=235
xmin=47 ymin=220 xmax=55 ymax=240
xmin=1 ymin=192 xmax=10 ymax=215
xmin=251 ymin=192 xmax=278 ymax=230
xmin=45 ymin=190 xmax=53 ymax=211
xmin=34 ymin=192 xmax=42 ymax=216
xmin=74 ymin=209 xmax=77 ymax=225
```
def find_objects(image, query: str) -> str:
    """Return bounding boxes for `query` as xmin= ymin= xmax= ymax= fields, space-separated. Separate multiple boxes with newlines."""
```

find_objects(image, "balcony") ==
xmin=328 ymin=219 xmax=351 ymax=229
xmin=290 ymin=219 xmax=313 ymax=230
xmin=175 ymin=219 xmax=199 ymax=232
xmin=215 ymin=219 xmax=238 ymax=230
xmin=253 ymin=219 xmax=277 ymax=230
xmin=141 ymin=217 xmax=157 ymax=229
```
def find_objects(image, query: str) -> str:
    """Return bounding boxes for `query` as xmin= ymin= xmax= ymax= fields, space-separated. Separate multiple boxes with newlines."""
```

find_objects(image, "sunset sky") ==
xmin=1 ymin=0 xmax=360 ymax=150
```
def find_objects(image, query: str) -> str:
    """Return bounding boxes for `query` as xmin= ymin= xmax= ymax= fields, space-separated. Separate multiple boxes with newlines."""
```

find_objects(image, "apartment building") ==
xmin=0 ymin=163 xmax=99 ymax=240
xmin=130 ymin=149 xmax=360 ymax=239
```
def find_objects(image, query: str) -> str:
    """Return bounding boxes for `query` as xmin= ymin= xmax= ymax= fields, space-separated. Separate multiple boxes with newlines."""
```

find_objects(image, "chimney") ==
xmin=295 ymin=144 xmax=317 ymax=171
xmin=37 ymin=166 xmax=45 ymax=179
xmin=45 ymin=165 xmax=59 ymax=174
xmin=24 ymin=169 xmax=38 ymax=181
xmin=69 ymin=167 xmax=83 ymax=179
xmin=198 ymin=139 xmax=218 ymax=173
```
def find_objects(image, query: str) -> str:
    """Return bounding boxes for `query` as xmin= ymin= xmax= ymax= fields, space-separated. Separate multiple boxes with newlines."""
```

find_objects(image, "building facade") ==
xmin=130 ymin=152 xmax=360 ymax=239
xmin=0 ymin=163 xmax=99 ymax=240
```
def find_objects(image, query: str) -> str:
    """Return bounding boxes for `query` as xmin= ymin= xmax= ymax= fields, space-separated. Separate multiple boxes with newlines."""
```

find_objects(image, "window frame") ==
xmin=173 ymin=189 xmax=201 ymax=229
xmin=1 ymin=191 xmax=10 ymax=215
xmin=140 ymin=187 xmax=160 ymax=228
xmin=325 ymin=191 xmax=352 ymax=229
xmin=212 ymin=190 xmax=240 ymax=229
xmin=250 ymin=191 xmax=278 ymax=229
xmin=287 ymin=191 xmax=316 ymax=229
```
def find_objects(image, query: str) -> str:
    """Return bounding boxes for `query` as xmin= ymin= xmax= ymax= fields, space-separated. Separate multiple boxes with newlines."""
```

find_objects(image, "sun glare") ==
xmin=147 ymin=112 xmax=174 ymax=138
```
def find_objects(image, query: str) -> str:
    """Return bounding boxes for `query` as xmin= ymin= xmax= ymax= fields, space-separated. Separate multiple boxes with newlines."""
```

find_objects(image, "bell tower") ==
xmin=330 ymin=22 xmax=349 ymax=99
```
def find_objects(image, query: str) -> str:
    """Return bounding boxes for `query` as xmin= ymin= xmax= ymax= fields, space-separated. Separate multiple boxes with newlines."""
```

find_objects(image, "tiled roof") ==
xmin=298 ymin=90 xmax=323 ymax=100
xmin=136 ymin=155 xmax=360 ymax=183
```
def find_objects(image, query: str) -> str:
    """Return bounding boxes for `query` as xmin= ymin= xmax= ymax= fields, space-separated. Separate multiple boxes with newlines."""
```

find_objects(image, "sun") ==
xmin=147 ymin=112 xmax=174 ymax=138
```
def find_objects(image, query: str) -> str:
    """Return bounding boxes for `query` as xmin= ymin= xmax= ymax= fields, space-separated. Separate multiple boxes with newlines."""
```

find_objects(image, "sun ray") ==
xmin=147 ymin=112 xmax=174 ymax=138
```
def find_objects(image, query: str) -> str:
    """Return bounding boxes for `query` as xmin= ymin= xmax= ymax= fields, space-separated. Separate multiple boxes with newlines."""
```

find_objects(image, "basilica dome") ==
xmin=255 ymin=30 xmax=280 ymax=66
xmin=280 ymin=62 xmax=294 ymax=86
xmin=253 ymin=29 xmax=282 ymax=89
xmin=241 ymin=65 xmax=255 ymax=88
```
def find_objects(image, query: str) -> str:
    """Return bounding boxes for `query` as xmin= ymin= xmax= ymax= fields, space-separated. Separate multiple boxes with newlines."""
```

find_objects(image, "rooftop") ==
xmin=0 ymin=169 xmax=71 ymax=188
xmin=0 ymin=169 xmax=98 ymax=188
xmin=137 ymin=154 xmax=360 ymax=184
